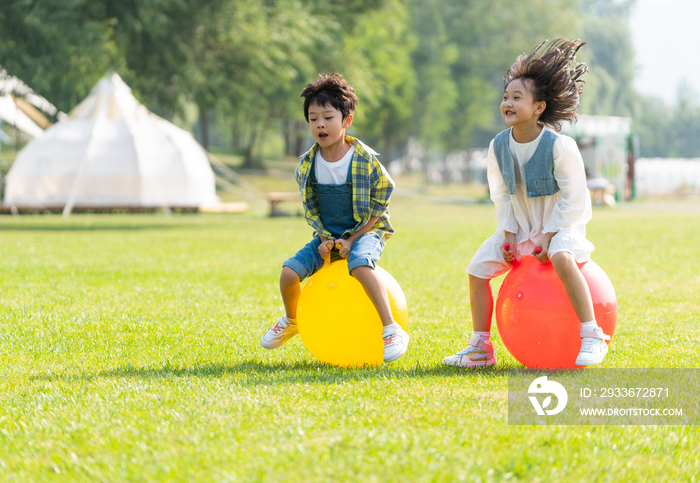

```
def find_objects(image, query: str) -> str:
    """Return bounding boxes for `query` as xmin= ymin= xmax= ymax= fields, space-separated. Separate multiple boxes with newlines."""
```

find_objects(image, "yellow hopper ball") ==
xmin=296 ymin=257 xmax=408 ymax=367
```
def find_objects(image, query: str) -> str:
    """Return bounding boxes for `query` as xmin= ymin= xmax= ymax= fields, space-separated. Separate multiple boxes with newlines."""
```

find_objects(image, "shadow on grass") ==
xmin=0 ymin=223 xmax=182 ymax=232
xmin=34 ymin=359 xmax=518 ymax=386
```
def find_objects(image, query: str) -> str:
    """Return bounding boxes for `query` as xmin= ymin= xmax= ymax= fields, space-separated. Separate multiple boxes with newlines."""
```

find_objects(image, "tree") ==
xmin=669 ymin=81 xmax=700 ymax=157
xmin=408 ymin=0 xmax=580 ymax=150
xmin=108 ymin=0 xmax=225 ymax=120
xmin=0 ymin=0 xmax=125 ymax=114
xmin=577 ymin=0 xmax=638 ymax=118
xmin=0 ymin=0 xmax=228 ymax=119
xmin=194 ymin=0 xmax=341 ymax=167
xmin=5 ymin=0 xmax=671 ymax=162
xmin=341 ymin=0 xmax=417 ymax=159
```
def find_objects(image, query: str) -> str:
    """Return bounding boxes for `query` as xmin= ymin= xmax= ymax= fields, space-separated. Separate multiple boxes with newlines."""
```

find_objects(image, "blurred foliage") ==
xmin=0 ymin=0 xmax=126 ymax=113
xmin=627 ymin=81 xmax=700 ymax=158
xmin=1 ymin=0 xmax=698 ymax=163
xmin=342 ymin=0 xmax=417 ymax=159
xmin=576 ymin=0 xmax=700 ymax=158
xmin=577 ymin=0 xmax=638 ymax=118
xmin=410 ymin=0 xmax=580 ymax=150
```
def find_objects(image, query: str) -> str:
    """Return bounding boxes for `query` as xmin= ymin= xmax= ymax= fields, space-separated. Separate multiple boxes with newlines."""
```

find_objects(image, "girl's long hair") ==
xmin=504 ymin=38 xmax=588 ymax=131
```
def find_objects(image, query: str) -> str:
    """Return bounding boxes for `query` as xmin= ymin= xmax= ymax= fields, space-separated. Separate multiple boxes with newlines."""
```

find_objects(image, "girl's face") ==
xmin=500 ymin=78 xmax=545 ymax=128
xmin=307 ymin=102 xmax=353 ymax=151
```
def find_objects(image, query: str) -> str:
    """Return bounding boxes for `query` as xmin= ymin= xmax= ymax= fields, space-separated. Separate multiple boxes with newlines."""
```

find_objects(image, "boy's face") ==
xmin=501 ymin=78 xmax=545 ymax=128
xmin=307 ymin=103 xmax=353 ymax=150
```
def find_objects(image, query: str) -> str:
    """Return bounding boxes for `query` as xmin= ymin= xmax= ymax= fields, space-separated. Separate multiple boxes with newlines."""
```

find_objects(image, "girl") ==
xmin=443 ymin=38 xmax=611 ymax=368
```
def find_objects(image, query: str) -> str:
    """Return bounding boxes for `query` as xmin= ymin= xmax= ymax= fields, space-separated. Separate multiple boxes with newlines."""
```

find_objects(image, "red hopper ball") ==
xmin=495 ymin=256 xmax=617 ymax=369
xmin=535 ymin=246 xmax=542 ymax=254
xmin=504 ymin=243 xmax=510 ymax=251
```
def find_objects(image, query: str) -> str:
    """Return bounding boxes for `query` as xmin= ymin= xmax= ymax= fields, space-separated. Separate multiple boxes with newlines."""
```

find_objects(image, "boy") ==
xmin=260 ymin=73 xmax=410 ymax=363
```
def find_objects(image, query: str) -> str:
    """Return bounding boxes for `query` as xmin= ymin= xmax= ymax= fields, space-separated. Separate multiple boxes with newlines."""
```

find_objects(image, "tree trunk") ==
xmin=283 ymin=117 xmax=293 ymax=156
xmin=231 ymin=116 xmax=242 ymax=151
xmin=242 ymin=122 xmax=264 ymax=169
xmin=294 ymin=120 xmax=306 ymax=157
xmin=199 ymin=110 xmax=210 ymax=150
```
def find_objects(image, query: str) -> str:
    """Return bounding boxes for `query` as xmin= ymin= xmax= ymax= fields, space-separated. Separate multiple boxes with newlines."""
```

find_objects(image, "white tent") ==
xmin=0 ymin=68 xmax=59 ymax=117
xmin=4 ymin=73 xmax=217 ymax=211
xmin=0 ymin=94 xmax=44 ymax=138
xmin=0 ymin=68 xmax=58 ymax=137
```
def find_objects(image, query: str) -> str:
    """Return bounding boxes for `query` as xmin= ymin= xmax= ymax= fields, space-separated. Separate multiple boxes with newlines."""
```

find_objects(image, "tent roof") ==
xmin=68 ymin=72 xmax=154 ymax=123
xmin=0 ymin=94 xmax=44 ymax=138
xmin=0 ymin=68 xmax=58 ymax=115
xmin=12 ymin=95 xmax=52 ymax=129
xmin=562 ymin=115 xmax=633 ymax=137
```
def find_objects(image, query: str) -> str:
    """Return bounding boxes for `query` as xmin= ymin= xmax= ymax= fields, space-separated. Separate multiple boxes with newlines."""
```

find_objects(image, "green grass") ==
xmin=1 ymin=196 xmax=699 ymax=482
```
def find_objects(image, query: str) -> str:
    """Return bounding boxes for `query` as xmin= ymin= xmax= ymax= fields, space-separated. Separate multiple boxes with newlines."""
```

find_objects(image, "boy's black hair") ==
xmin=504 ymin=38 xmax=588 ymax=131
xmin=300 ymin=73 xmax=359 ymax=122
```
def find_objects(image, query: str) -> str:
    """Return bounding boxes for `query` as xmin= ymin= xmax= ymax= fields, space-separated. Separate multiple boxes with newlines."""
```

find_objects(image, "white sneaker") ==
xmin=575 ymin=327 xmax=611 ymax=366
xmin=383 ymin=324 xmax=410 ymax=363
xmin=442 ymin=334 xmax=496 ymax=367
xmin=260 ymin=316 xmax=298 ymax=350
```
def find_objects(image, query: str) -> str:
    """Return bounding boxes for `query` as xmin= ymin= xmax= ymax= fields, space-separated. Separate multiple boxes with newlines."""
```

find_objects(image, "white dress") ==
xmin=467 ymin=126 xmax=595 ymax=279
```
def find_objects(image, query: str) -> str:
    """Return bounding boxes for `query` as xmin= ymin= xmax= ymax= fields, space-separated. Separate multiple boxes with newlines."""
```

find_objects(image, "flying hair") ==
xmin=300 ymin=73 xmax=358 ymax=122
xmin=503 ymin=38 xmax=588 ymax=131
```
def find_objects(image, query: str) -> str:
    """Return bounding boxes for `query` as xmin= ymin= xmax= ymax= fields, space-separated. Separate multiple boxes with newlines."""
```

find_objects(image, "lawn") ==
xmin=1 ymin=193 xmax=699 ymax=482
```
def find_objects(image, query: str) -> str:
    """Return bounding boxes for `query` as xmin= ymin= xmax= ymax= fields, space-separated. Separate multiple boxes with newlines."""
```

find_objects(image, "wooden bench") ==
xmin=587 ymin=178 xmax=617 ymax=208
xmin=199 ymin=202 xmax=249 ymax=213
xmin=268 ymin=192 xmax=302 ymax=216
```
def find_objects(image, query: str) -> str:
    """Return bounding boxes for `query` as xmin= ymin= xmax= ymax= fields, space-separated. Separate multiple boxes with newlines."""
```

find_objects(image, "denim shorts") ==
xmin=283 ymin=233 xmax=384 ymax=280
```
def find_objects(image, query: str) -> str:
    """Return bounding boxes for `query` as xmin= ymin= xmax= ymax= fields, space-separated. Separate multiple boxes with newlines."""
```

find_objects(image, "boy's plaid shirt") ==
xmin=296 ymin=136 xmax=395 ymax=242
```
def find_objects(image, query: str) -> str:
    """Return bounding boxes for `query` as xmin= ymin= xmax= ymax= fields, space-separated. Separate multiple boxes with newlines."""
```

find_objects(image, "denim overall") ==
xmin=283 ymin=157 xmax=384 ymax=279
xmin=310 ymin=159 xmax=356 ymax=239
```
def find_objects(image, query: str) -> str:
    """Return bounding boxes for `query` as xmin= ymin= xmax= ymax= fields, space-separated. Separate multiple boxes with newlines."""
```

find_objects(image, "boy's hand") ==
xmin=501 ymin=232 xmax=516 ymax=264
xmin=335 ymin=238 xmax=352 ymax=259
xmin=318 ymin=237 xmax=335 ymax=259
xmin=533 ymin=233 xmax=554 ymax=264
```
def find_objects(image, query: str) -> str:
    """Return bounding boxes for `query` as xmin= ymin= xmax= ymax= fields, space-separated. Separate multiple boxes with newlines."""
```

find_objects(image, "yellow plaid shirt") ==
xmin=296 ymin=136 xmax=395 ymax=242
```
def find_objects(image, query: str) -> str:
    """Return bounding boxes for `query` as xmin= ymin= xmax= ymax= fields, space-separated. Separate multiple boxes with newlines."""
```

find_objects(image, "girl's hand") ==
xmin=533 ymin=234 xmax=553 ymax=264
xmin=335 ymin=238 xmax=352 ymax=259
xmin=318 ymin=237 xmax=335 ymax=259
xmin=501 ymin=232 xmax=516 ymax=264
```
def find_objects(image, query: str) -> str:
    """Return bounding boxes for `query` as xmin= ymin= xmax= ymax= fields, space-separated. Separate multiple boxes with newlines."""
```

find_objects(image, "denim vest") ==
xmin=493 ymin=128 xmax=560 ymax=198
